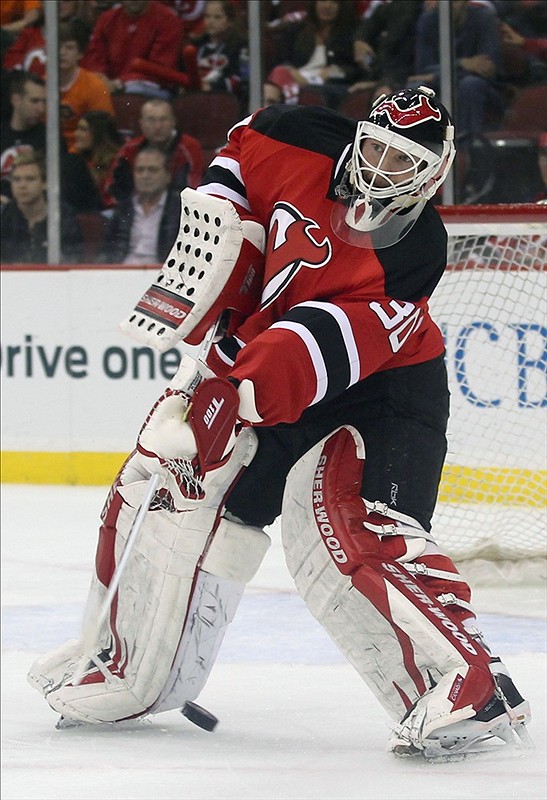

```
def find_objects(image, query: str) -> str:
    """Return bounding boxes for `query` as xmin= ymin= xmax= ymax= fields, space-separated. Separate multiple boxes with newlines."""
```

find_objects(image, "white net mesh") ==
xmin=429 ymin=205 xmax=547 ymax=583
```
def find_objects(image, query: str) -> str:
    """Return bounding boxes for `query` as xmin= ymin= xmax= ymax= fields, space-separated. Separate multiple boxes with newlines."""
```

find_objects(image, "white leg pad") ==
xmin=29 ymin=504 xmax=213 ymax=723
xmin=282 ymin=515 xmax=427 ymax=720
xmin=150 ymin=519 xmax=270 ymax=714
xmin=27 ymin=429 xmax=266 ymax=724
xmin=281 ymin=427 xmax=492 ymax=722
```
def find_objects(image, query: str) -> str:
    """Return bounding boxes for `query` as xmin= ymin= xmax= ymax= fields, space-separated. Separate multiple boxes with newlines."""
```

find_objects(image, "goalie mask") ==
xmin=332 ymin=86 xmax=455 ymax=248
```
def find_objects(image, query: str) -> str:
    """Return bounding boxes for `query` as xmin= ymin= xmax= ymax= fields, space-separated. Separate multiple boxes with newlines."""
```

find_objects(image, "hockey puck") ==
xmin=181 ymin=701 xmax=219 ymax=732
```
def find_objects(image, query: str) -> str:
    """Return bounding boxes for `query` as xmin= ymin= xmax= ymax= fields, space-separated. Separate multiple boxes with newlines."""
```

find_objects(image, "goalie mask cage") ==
xmin=430 ymin=204 xmax=546 ymax=584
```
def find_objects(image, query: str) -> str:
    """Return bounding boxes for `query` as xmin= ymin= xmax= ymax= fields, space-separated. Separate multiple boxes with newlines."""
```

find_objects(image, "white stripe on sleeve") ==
xmin=197 ymin=182 xmax=251 ymax=211
xmin=270 ymin=320 xmax=328 ymax=405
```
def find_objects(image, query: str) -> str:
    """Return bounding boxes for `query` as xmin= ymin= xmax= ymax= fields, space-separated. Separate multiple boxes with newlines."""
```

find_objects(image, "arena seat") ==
xmin=173 ymin=92 xmax=242 ymax=169
xmin=338 ymin=89 xmax=375 ymax=121
xmin=76 ymin=213 xmax=109 ymax=263
xmin=471 ymin=83 xmax=547 ymax=203
xmin=111 ymin=93 xmax=150 ymax=139
xmin=298 ymin=86 xmax=326 ymax=106
xmin=496 ymin=82 xmax=547 ymax=135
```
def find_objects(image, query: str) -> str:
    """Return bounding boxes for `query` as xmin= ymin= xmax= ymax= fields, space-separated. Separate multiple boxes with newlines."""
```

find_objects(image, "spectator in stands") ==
xmin=101 ymin=145 xmax=181 ymax=264
xmin=497 ymin=0 xmax=547 ymax=42
xmin=0 ymin=152 xmax=83 ymax=263
xmin=0 ymin=69 xmax=101 ymax=213
xmin=265 ymin=0 xmax=307 ymax=31
xmin=246 ymin=79 xmax=285 ymax=114
xmin=2 ymin=4 xmax=46 ymax=77
xmin=262 ymin=79 xmax=285 ymax=106
xmin=500 ymin=21 xmax=547 ymax=83
xmin=108 ymin=97 xmax=203 ymax=202
xmin=409 ymin=0 xmax=506 ymax=143
xmin=194 ymin=1 xmax=248 ymax=105
xmin=0 ymin=0 xmax=41 ymax=52
xmin=2 ymin=0 xmax=95 ymax=79
xmin=2 ymin=1 xmax=95 ymax=78
xmin=81 ymin=0 xmax=184 ymax=99
xmin=349 ymin=0 xmax=423 ymax=97
xmin=0 ymin=71 xmax=45 ymax=205
xmin=59 ymin=19 xmax=114 ymax=151
xmin=267 ymin=0 xmax=362 ymax=108
xmin=158 ymin=0 xmax=208 ymax=43
xmin=69 ymin=110 xmax=124 ymax=211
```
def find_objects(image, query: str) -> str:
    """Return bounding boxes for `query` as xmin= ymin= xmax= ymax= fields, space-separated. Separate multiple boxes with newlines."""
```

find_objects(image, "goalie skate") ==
xmin=388 ymin=671 xmax=533 ymax=761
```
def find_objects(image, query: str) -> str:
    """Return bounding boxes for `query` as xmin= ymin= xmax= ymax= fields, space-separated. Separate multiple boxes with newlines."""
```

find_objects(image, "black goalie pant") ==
xmin=225 ymin=353 xmax=450 ymax=531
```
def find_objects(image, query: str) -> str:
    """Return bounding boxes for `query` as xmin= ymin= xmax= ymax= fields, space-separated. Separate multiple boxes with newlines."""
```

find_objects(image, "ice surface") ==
xmin=2 ymin=485 xmax=546 ymax=800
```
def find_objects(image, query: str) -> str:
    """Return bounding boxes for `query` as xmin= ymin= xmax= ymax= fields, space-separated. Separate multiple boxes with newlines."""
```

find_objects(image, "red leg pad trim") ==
xmin=352 ymin=559 xmax=491 ymax=671
xmin=312 ymin=428 xmax=491 ymax=673
xmin=312 ymin=427 xmax=423 ymax=571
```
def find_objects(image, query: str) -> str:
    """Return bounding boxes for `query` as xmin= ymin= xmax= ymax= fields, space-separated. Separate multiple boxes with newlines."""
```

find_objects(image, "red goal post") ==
xmin=430 ymin=204 xmax=546 ymax=582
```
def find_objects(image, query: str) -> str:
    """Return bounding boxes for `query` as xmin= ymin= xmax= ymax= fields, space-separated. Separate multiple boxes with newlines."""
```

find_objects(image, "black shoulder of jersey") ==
xmin=378 ymin=202 xmax=448 ymax=301
xmin=250 ymin=104 xmax=357 ymax=161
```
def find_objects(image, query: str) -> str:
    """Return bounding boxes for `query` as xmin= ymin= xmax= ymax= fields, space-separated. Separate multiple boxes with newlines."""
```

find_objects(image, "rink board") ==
xmin=1 ymin=265 xmax=545 ymax=503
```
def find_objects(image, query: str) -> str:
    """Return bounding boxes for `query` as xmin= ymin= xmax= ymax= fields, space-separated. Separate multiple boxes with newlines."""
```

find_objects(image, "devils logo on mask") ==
xmin=261 ymin=202 xmax=332 ymax=309
xmin=371 ymin=93 xmax=442 ymax=130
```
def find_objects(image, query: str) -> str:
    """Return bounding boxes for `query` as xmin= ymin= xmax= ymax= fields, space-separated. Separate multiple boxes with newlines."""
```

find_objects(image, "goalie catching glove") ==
xmin=119 ymin=188 xmax=266 ymax=352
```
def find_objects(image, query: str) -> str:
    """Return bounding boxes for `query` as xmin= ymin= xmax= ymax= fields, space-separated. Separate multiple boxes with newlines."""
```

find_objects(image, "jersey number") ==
xmin=369 ymin=300 xmax=423 ymax=353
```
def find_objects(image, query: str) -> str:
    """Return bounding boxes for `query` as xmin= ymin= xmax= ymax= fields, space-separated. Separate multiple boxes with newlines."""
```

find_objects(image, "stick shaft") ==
xmin=73 ymin=473 xmax=160 ymax=685
xmin=96 ymin=472 xmax=160 ymax=629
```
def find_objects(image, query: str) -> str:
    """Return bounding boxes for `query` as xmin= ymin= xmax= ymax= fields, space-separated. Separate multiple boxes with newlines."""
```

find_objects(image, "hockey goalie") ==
xmin=29 ymin=88 xmax=532 ymax=760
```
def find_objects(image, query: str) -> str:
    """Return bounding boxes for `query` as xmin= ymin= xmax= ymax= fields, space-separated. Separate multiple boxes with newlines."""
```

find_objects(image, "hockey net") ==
xmin=430 ymin=204 xmax=546 ymax=584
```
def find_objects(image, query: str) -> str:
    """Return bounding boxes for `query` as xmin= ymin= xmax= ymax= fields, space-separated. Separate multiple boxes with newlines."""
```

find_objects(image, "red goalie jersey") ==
xmin=199 ymin=104 xmax=448 ymax=426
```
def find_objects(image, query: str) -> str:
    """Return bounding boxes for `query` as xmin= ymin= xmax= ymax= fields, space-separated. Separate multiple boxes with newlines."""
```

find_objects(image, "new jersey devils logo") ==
xmin=371 ymin=93 xmax=442 ymax=129
xmin=261 ymin=202 xmax=332 ymax=309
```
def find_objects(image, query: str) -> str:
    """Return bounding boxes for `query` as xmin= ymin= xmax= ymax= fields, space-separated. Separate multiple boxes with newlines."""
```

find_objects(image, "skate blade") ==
xmin=423 ymin=723 xmax=535 ymax=762
xmin=390 ymin=740 xmax=472 ymax=763
xmin=55 ymin=714 xmax=153 ymax=731
xmin=56 ymin=715 xmax=86 ymax=730
xmin=391 ymin=723 xmax=534 ymax=762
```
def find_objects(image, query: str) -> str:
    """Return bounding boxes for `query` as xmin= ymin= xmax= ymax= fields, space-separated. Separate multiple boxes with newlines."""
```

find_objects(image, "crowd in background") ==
xmin=0 ymin=0 xmax=546 ymax=263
